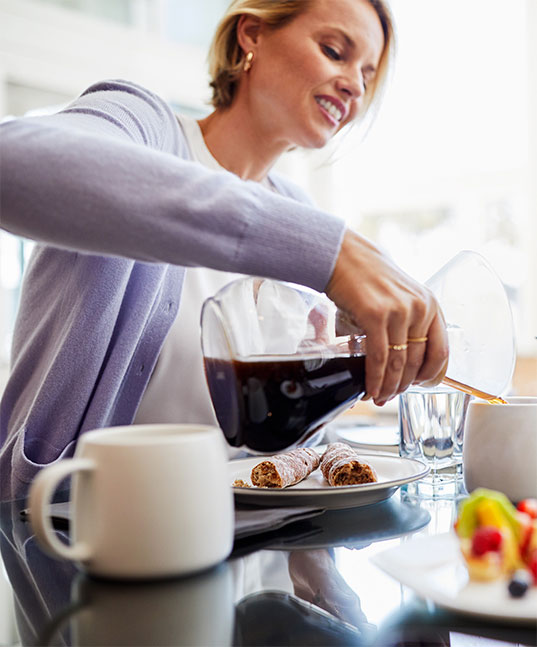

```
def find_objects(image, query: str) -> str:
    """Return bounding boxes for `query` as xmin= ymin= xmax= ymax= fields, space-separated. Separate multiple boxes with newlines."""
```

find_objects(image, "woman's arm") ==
xmin=0 ymin=80 xmax=345 ymax=293
xmin=1 ymin=79 xmax=448 ymax=402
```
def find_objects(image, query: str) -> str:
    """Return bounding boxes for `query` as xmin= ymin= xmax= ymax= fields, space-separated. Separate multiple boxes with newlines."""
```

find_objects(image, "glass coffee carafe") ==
xmin=201 ymin=278 xmax=366 ymax=453
xmin=425 ymin=250 xmax=515 ymax=397
xmin=201 ymin=252 xmax=516 ymax=454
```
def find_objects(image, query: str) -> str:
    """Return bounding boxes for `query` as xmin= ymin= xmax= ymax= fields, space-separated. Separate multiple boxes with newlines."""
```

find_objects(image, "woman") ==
xmin=133 ymin=0 xmax=396 ymax=431
xmin=0 ymin=0 xmax=448 ymax=500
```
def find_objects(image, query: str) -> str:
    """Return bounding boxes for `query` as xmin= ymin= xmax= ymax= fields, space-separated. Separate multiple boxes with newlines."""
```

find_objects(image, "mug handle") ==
xmin=28 ymin=458 xmax=95 ymax=562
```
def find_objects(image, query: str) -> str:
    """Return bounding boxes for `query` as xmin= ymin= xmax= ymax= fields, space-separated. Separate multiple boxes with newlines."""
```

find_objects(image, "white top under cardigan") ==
xmin=133 ymin=113 xmax=275 ymax=428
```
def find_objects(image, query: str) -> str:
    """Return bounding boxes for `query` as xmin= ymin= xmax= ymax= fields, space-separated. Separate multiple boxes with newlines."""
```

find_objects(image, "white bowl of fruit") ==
xmin=455 ymin=489 xmax=537 ymax=598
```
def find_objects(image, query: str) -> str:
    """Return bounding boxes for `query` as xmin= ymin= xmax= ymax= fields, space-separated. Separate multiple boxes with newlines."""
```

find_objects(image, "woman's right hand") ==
xmin=326 ymin=229 xmax=449 ymax=405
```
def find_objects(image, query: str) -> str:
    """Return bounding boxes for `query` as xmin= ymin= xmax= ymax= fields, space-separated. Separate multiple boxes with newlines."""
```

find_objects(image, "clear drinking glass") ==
xmin=399 ymin=388 xmax=471 ymax=497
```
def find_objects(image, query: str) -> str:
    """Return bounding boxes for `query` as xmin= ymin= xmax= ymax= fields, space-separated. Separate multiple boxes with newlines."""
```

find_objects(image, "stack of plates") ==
xmin=324 ymin=418 xmax=399 ymax=454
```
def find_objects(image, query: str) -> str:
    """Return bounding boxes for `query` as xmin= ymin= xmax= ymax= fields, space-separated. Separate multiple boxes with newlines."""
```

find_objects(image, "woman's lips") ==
xmin=315 ymin=95 xmax=347 ymax=125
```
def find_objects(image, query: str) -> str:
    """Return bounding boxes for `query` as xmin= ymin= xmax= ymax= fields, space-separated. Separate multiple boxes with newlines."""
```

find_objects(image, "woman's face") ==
xmin=245 ymin=0 xmax=385 ymax=150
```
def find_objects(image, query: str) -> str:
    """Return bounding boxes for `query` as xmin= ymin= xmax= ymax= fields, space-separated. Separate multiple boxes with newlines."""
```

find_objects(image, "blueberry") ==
xmin=508 ymin=570 xmax=532 ymax=598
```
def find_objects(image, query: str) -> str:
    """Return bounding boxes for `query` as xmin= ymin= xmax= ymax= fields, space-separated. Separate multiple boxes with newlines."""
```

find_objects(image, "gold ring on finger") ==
xmin=407 ymin=337 xmax=428 ymax=343
xmin=388 ymin=343 xmax=408 ymax=351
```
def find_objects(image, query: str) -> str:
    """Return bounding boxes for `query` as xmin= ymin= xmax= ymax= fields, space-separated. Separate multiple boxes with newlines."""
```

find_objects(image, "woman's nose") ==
xmin=336 ymin=71 xmax=365 ymax=101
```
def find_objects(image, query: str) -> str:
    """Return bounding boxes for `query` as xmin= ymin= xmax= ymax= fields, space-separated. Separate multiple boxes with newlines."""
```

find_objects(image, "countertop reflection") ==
xmin=1 ymin=486 xmax=536 ymax=646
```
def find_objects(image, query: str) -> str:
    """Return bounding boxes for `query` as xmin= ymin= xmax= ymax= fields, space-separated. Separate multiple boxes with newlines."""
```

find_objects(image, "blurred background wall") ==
xmin=1 ymin=0 xmax=536 ymax=395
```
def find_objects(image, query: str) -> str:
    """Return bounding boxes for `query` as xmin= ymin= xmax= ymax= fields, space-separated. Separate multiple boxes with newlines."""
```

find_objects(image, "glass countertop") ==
xmin=0 ymin=483 xmax=535 ymax=646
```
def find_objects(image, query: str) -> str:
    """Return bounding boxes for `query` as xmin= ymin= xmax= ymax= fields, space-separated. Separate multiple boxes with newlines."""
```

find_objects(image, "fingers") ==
xmin=372 ymin=306 xmax=448 ymax=403
xmin=373 ymin=346 xmax=408 ymax=406
xmin=414 ymin=312 xmax=449 ymax=387
xmin=325 ymin=230 xmax=450 ymax=405
xmin=362 ymin=324 xmax=390 ymax=401
xmin=372 ymin=308 xmax=413 ymax=404
xmin=396 ymin=337 xmax=427 ymax=392
xmin=370 ymin=304 xmax=449 ymax=404
xmin=308 ymin=303 xmax=331 ymax=345
xmin=335 ymin=309 xmax=365 ymax=336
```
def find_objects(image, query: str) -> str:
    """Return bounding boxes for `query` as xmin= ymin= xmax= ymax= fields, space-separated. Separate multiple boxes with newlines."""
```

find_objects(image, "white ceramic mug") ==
xmin=28 ymin=424 xmax=234 ymax=579
xmin=463 ymin=397 xmax=537 ymax=502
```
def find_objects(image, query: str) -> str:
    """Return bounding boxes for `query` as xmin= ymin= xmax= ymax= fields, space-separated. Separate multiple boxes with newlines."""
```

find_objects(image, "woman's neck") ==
xmin=197 ymin=103 xmax=289 ymax=183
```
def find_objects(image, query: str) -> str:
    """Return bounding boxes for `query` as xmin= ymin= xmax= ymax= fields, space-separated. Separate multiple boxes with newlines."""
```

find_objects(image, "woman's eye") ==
xmin=322 ymin=45 xmax=342 ymax=61
xmin=363 ymin=75 xmax=374 ymax=92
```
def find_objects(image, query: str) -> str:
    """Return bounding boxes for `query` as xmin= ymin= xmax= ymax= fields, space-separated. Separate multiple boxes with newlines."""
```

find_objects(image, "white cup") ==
xmin=463 ymin=397 xmax=537 ymax=502
xmin=28 ymin=424 xmax=234 ymax=579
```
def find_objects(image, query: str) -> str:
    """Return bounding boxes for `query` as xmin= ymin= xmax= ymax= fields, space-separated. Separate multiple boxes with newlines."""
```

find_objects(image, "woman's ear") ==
xmin=236 ymin=14 xmax=264 ymax=55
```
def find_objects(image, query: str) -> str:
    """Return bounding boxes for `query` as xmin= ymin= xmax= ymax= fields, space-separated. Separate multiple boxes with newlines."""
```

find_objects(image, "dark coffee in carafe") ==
xmin=204 ymin=353 xmax=366 ymax=452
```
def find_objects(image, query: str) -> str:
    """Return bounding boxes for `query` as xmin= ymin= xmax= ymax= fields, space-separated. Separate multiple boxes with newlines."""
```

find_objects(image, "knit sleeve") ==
xmin=0 ymin=79 xmax=345 ymax=292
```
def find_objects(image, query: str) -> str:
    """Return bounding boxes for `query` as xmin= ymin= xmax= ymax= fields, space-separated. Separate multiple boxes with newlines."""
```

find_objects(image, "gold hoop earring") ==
xmin=243 ymin=51 xmax=254 ymax=72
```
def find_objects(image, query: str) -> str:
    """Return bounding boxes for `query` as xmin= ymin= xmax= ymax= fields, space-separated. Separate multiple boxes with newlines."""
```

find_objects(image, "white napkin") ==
xmin=23 ymin=502 xmax=325 ymax=541
xmin=234 ymin=505 xmax=325 ymax=539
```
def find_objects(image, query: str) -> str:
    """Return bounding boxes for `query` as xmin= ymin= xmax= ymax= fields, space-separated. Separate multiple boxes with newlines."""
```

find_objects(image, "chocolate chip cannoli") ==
xmin=250 ymin=447 xmax=320 ymax=488
xmin=320 ymin=442 xmax=377 ymax=486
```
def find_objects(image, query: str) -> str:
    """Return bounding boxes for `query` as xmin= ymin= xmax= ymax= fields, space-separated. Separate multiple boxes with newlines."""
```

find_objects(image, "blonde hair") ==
xmin=208 ymin=0 xmax=396 ymax=124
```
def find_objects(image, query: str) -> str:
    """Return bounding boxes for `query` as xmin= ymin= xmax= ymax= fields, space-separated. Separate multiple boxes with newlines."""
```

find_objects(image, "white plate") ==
xmin=229 ymin=449 xmax=429 ymax=509
xmin=371 ymin=532 xmax=537 ymax=625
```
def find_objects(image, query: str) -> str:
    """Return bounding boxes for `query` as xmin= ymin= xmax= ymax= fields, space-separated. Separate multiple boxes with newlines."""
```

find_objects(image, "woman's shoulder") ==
xmin=70 ymin=79 xmax=187 ymax=155
xmin=80 ymin=79 xmax=167 ymax=106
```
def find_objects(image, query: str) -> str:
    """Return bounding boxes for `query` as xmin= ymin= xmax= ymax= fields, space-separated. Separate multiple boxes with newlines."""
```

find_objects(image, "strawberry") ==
xmin=471 ymin=526 xmax=503 ymax=556
xmin=517 ymin=499 xmax=537 ymax=520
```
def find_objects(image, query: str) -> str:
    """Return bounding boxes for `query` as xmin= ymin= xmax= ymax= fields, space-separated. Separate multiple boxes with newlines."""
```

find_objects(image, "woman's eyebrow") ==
xmin=322 ymin=26 xmax=355 ymax=48
xmin=325 ymin=26 xmax=380 ymax=72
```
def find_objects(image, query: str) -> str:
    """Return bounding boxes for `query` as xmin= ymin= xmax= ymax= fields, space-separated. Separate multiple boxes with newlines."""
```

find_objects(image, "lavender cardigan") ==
xmin=0 ymin=80 xmax=345 ymax=500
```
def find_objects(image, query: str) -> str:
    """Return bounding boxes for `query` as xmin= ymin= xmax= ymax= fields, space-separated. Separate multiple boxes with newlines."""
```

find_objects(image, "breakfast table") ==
xmin=1 ymin=467 xmax=536 ymax=647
